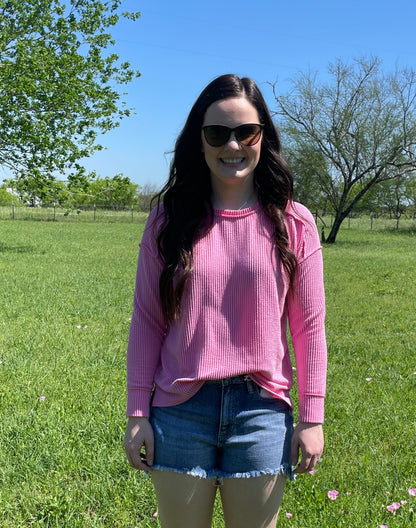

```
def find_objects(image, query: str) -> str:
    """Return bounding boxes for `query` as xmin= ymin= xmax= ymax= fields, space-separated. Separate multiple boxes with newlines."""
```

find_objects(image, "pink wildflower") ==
xmin=328 ymin=490 xmax=339 ymax=500
xmin=409 ymin=488 xmax=416 ymax=496
xmin=380 ymin=525 xmax=388 ymax=528
xmin=152 ymin=512 xmax=158 ymax=518
xmin=38 ymin=395 xmax=46 ymax=401
xmin=286 ymin=512 xmax=293 ymax=518
xmin=309 ymin=469 xmax=316 ymax=475
xmin=386 ymin=502 xmax=401 ymax=512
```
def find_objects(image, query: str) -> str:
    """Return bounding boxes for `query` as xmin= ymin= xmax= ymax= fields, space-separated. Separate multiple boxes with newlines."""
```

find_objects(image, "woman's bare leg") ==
xmin=151 ymin=470 xmax=217 ymax=528
xmin=220 ymin=473 xmax=287 ymax=528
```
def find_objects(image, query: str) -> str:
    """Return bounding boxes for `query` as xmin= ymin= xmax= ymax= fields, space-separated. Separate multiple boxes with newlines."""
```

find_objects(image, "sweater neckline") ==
xmin=213 ymin=203 xmax=260 ymax=218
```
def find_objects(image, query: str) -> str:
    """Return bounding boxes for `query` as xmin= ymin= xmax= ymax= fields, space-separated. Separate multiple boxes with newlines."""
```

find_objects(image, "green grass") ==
xmin=0 ymin=220 xmax=415 ymax=527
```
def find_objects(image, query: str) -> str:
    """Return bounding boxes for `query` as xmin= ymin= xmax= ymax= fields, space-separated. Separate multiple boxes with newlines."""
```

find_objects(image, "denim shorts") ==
xmin=149 ymin=375 xmax=294 ymax=482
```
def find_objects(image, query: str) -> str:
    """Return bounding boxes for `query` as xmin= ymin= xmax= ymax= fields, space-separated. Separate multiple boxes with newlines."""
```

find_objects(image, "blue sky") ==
xmin=6 ymin=0 xmax=416 ymax=189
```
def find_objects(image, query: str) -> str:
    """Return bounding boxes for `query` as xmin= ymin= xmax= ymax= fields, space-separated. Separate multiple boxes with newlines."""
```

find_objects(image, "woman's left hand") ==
xmin=291 ymin=422 xmax=324 ymax=474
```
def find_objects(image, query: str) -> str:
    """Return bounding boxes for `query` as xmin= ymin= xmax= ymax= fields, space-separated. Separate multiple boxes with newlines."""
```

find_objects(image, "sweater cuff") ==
xmin=126 ymin=389 xmax=153 ymax=417
xmin=298 ymin=395 xmax=325 ymax=424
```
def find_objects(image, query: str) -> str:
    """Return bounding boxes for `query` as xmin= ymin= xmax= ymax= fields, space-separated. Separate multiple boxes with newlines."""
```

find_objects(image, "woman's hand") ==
xmin=291 ymin=422 xmax=324 ymax=474
xmin=123 ymin=416 xmax=154 ymax=471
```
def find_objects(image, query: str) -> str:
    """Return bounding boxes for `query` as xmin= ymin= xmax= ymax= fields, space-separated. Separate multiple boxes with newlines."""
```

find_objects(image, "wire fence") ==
xmin=1 ymin=202 xmax=416 ymax=231
xmin=313 ymin=211 xmax=416 ymax=233
xmin=0 ymin=202 xmax=150 ymax=223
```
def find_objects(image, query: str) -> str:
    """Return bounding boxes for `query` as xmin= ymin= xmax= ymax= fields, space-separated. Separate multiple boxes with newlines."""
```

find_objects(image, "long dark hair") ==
xmin=154 ymin=74 xmax=297 ymax=323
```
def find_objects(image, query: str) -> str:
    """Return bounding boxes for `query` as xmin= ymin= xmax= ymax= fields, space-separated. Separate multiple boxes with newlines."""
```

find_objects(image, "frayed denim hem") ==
xmin=150 ymin=463 xmax=295 ymax=485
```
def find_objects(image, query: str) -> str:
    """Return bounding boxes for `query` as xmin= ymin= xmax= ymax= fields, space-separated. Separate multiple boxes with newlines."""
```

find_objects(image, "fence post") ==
xmin=12 ymin=202 xmax=15 ymax=220
xmin=53 ymin=202 xmax=56 ymax=221
xmin=131 ymin=205 xmax=134 ymax=222
xmin=94 ymin=204 xmax=96 ymax=221
xmin=370 ymin=212 xmax=373 ymax=231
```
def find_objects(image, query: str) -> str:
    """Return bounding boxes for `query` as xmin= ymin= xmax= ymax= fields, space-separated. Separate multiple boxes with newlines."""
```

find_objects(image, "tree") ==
xmin=0 ymin=185 xmax=16 ymax=205
xmin=404 ymin=174 xmax=416 ymax=218
xmin=282 ymin=142 xmax=332 ymax=214
xmin=273 ymin=57 xmax=416 ymax=242
xmin=4 ymin=173 xmax=68 ymax=205
xmin=5 ymin=171 xmax=139 ymax=209
xmin=0 ymin=0 xmax=140 ymax=184
xmin=87 ymin=173 xmax=139 ymax=209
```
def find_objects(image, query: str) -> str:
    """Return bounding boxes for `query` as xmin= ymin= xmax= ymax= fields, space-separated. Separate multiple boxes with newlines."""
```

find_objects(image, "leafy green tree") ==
xmin=65 ymin=169 xmax=97 ymax=206
xmin=362 ymin=178 xmax=407 ymax=218
xmin=404 ymin=174 xmax=416 ymax=217
xmin=0 ymin=185 xmax=16 ymax=205
xmin=283 ymin=142 xmax=332 ymax=214
xmin=0 ymin=0 xmax=140 ymax=184
xmin=88 ymin=173 xmax=139 ymax=209
xmin=274 ymin=57 xmax=416 ymax=242
xmin=4 ymin=174 xmax=67 ymax=205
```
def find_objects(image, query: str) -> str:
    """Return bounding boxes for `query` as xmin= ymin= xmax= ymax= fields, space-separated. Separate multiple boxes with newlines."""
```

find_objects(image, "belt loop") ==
xmin=244 ymin=375 xmax=255 ymax=393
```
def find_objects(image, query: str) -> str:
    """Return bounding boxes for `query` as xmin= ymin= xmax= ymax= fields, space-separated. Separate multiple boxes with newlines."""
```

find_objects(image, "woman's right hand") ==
xmin=123 ymin=416 xmax=154 ymax=471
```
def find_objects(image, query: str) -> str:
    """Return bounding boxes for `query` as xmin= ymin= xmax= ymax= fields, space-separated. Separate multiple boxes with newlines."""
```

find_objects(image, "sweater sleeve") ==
xmin=286 ymin=204 xmax=327 ymax=423
xmin=126 ymin=210 xmax=166 ymax=417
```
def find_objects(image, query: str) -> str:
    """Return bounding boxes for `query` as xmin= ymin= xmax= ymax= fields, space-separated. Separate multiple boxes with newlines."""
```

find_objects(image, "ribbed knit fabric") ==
xmin=126 ymin=202 xmax=327 ymax=423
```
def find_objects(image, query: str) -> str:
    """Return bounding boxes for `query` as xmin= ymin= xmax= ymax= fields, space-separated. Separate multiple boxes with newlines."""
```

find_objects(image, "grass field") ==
xmin=0 ymin=218 xmax=415 ymax=527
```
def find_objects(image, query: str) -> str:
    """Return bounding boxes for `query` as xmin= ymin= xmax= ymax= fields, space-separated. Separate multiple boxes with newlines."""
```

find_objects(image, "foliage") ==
xmin=87 ymin=173 xmax=139 ymax=209
xmin=283 ymin=143 xmax=332 ymax=213
xmin=4 ymin=174 xmax=68 ymax=206
xmin=274 ymin=57 xmax=416 ymax=242
xmin=0 ymin=186 xmax=16 ymax=205
xmin=4 ymin=172 xmax=141 ymax=209
xmin=0 ymin=220 xmax=415 ymax=526
xmin=0 ymin=0 xmax=140 ymax=182
xmin=67 ymin=171 xmax=140 ymax=209
xmin=357 ymin=176 xmax=413 ymax=217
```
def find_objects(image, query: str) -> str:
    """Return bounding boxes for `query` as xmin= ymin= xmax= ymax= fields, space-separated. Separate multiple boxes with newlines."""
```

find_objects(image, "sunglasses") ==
xmin=202 ymin=123 xmax=264 ymax=147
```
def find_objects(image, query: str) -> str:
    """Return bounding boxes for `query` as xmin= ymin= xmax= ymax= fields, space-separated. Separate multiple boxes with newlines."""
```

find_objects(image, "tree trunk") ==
xmin=325 ymin=211 xmax=347 ymax=243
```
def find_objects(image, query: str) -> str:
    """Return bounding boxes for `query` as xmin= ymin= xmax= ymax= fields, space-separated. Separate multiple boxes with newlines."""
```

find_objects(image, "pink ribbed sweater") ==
xmin=127 ymin=202 xmax=327 ymax=423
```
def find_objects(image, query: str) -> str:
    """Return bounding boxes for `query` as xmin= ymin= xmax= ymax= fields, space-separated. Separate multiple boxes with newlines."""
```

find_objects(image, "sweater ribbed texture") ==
xmin=127 ymin=202 xmax=327 ymax=423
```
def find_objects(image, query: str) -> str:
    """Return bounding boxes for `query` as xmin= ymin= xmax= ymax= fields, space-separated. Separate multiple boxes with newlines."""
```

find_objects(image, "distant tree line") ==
xmin=2 ymin=169 xmax=415 ymax=220
xmin=1 ymin=173 xmax=159 ymax=212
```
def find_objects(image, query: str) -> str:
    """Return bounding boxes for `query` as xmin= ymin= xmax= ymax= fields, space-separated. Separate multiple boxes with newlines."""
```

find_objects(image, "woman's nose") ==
xmin=224 ymin=132 xmax=241 ymax=148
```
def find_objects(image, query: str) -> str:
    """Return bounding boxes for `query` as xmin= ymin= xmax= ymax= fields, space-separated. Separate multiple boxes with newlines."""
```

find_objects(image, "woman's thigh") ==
xmin=151 ymin=470 xmax=217 ymax=528
xmin=220 ymin=474 xmax=287 ymax=528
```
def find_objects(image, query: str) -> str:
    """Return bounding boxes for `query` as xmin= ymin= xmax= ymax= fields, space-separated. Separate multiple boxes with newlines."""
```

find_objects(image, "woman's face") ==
xmin=201 ymin=97 xmax=262 ymax=191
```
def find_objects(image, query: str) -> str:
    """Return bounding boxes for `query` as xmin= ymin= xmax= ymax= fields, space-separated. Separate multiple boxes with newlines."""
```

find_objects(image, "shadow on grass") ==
xmin=0 ymin=242 xmax=43 ymax=254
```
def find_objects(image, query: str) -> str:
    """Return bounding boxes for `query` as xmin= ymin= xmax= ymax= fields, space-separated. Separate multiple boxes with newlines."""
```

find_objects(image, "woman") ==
xmin=124 ymin=74 xmax=327 ymax=528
